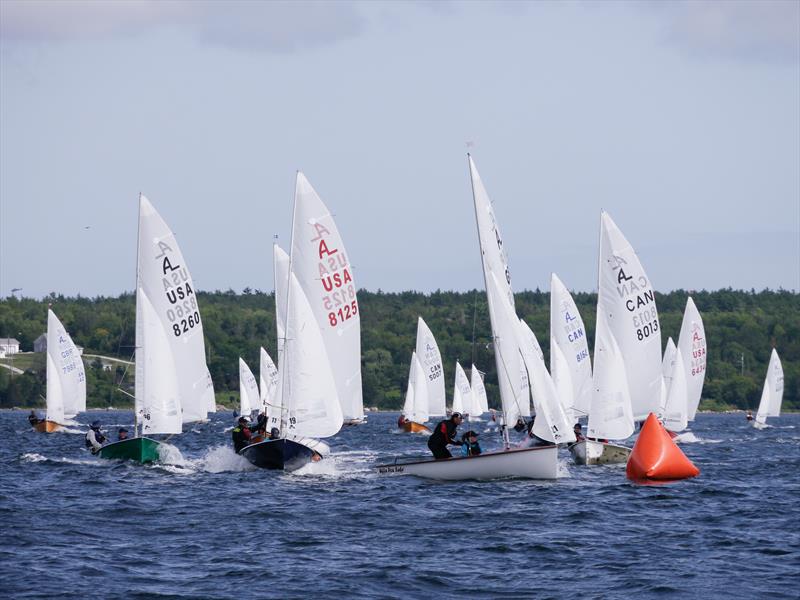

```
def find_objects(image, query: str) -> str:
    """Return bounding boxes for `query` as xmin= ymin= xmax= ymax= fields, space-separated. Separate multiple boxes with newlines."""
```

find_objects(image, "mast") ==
xmin=134 ymin=193 xmax=142 ymax=439
xmin=278 ymin=172 xmax=300 ymax=438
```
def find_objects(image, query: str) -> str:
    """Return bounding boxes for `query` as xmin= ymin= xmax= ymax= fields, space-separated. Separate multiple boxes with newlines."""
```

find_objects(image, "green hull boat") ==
xmin=98 ymin=437 xmax=162 ymax=464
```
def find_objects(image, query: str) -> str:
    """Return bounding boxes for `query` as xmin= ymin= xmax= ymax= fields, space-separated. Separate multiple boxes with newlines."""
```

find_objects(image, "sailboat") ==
xmin=678 ymin=297 xmax=707 ymax=424
xmin=259 ymin=347 xmax=279 ymax=428
xmin=569 ymin=211 xmax=660 ymax=465
xmin=239 ymin=173 xmax=347 ymax=470
xmin=469 ymin=364 xmax=489 ymax=420
xmin=34 ymin=309 xmax=86 ymax=432
xmin=452 ymin=361 xmax=472 ymax=416
xmin=238 ymin=358 xmax=260 ymax=419
xmin=378 ymin=155 xmax=570 ymax=480
xmin=399 ymin=351 xmax=431 ymax=433
xmin=753 ymin=349 xmax=783 ymax=429
xmin=98 ymin=194 xmax=215 ymax=463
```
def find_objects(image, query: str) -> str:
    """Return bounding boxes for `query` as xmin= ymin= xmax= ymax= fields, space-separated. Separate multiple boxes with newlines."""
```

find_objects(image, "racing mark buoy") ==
xmin=626 ymin=413 xmax=699 ymax=482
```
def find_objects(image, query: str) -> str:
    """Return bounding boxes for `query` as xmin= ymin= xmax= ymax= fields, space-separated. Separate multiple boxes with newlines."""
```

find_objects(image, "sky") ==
xmin=1 ymin=0 xmax=798 ymax=299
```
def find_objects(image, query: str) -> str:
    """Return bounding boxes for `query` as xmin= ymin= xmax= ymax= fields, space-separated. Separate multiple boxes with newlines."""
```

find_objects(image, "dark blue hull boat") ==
xmin=238 ymin=438 xmax=317 ymax=472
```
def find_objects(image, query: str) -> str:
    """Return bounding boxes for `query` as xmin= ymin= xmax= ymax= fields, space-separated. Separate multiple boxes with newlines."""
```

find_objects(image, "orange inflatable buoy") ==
xmin=626 ymin=413 xmax=700 ymax=482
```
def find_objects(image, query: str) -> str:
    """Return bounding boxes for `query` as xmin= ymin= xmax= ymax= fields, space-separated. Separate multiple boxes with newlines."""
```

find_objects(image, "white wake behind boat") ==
xmin=375 ymin=445 xmax=559 ymax=480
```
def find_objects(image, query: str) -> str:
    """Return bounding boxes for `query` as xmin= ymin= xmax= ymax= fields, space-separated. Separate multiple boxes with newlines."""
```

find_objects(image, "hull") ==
xmin=343 ymin=417 xmax=367 ymax=426
xmin=33 ymin=420 xmax=64 ymax=433
xmin=239 ymin=438 xmax=319 ymax=472
xmin=568 ymin=439 xmax=631 ymax=465
xmin=752 ymin=420 xmax=768 ymax=430
xmin=375 ymin=445 xmax=559 ymax=481
xmin=401 ymin=421 xmax=431 ymax=434
xmin=98 ymin=437 xmax=162 ymax=464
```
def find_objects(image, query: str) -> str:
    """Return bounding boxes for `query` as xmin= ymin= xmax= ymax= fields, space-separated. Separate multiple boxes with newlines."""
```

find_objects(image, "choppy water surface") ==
xmin=1 ymin=411 xmax=798 ymax=599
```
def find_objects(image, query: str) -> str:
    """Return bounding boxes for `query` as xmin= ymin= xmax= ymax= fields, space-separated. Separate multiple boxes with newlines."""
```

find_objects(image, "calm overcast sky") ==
xmin=1 ymin=0 xmax=798 ymax=298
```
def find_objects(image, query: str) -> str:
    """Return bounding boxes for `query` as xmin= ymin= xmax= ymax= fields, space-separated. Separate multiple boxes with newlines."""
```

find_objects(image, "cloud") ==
xmin=651 ymin=0 xmax=800 ymax=65
xmin=0 ymin=0 xmax=366 ymax=53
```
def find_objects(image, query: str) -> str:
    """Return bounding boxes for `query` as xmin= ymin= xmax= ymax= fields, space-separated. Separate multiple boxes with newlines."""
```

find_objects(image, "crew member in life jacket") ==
xmin=28 ymin=410 xmax=41 ymax=427
xmin=746 ymin=410 xmax=754 ymax=422
xmin=231 ymin=416 xmax=253 ymax=453
xmin=427 ymin=412 xmax=464 ymax=459
xmin=460 ymin=430 xmax=482 ymax=456
xmin=573 ymin=423 xmax=585 ymax=442
xmin=85 ymin=421 xmax=107 ymax=454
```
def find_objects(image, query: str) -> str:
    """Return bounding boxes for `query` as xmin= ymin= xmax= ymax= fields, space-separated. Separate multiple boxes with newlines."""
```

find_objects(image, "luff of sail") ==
xmin=239 ymin=358 xmax=260 ymax=417
xmin=137 ymin=195 xmax=214 ymax=425
xmin=284 ymin=272 xmax=343 ymax=439
xmin=550 ymin=273 xmax=592 ymax=420
xmin=597 ymin=212 xmax=662 ymax=421
xmin=415 ymin=317 xmax=446 ymax=417
xmin=46 ymin=309 xmax=86 ymax=423
xmin=677 ymin=297 xmax=707 ymax=422
xmin=290 ymin=173 xmax=363 ymax=422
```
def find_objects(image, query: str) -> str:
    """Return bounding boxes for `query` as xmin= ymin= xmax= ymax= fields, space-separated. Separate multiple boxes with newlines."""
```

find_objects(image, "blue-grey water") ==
xmin=1 ymin=411 xmax=798 ymax=599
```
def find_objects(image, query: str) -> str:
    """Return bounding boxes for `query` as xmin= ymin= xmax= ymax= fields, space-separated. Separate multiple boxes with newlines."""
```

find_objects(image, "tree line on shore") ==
xmin=1 ymin=287 xmax=797 ymax=412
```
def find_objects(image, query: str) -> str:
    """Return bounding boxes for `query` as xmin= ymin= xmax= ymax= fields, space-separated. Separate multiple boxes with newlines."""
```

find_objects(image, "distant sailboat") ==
xmin=238 ymin=358 xmax=260 ymax=419
xmin=259 ymin=347 xmax=279 ymax=428
xmin=452 ymin=361 xmax=472 ymax=416
xmin=99 ymin=194 xmax=214 ymax=463
xmin=678 ymin=297 xmax=707 ymax=423
xmin=753 ymin=349 xmax=783 ymax=429
xmin=469 ymin=364 xmax=489 ymax=419
xmin=35 ymin=309 xmax=86 ymax=432
xmin=415 ymin=317 xmax=446 ymax=418
xmin=399 ymin=351 xmax=431 ymax=433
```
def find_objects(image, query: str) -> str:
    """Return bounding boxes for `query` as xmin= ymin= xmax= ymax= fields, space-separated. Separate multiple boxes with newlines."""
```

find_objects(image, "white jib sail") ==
xmin=135 ymin=287 xmax=182 ymax=435
xmin=284 ymin=272 xmax=343 ymax=439
xmin=290 ymin=172 xmax=363 ymax=422
xmin=453 ymin=361 xmax=472 ymax=415
xmin=756 ymin=349 xmax=784 ymax=424
xmin=550 ymin=273 xmax=592 ymax=419
xmin=587 ymin=312 xmax=635 ymax=441
xmin=46 ymin=309 xmax=86 ymax=423
xmin=597 ymin=211 xmax=662 ymax=421
xmin=660 ymin=347 xmax=689 ymax=432
xmin=550 ymin=340 xmax=575 ymax=425
xmin=517 ymin=318 xmax=576 ymax=444
xmin=274 ymin=243 xmax=290 ymax=364
xmin=402 ymin=352 xmax=429 ymax=424
xmin=662 ymin=337 xmax=677 ymax=388
xmin=415 ymin=317 xmax=446 ymax=417
xmin=470 ymin=364 xmax=489 ymax=415
xmin=469 ymin=155 xmax=527 ymax=412
xmin=137 ymin=195 xmax=214 ymax=425
xmin=238 ymin=358 xmax=260 ymax=417
xmin=260 ymin=347 xmax=279 ymax=423
xmin=677 ymin=297 xmax=707 ymax=421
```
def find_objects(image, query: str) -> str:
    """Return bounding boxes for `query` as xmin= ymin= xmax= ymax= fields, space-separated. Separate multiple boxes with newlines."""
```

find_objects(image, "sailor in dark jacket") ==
xmin=427 ymin=412 xmax=464 ymax=459
xmin=231 ymin=417 xmax=253 ymax=453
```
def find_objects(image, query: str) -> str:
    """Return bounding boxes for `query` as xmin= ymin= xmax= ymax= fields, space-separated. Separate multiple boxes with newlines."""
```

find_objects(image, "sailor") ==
xmin=28 ymin=410 xmax=41 ymax=427
xmin=573 ymin=423 xmax=585 ymax=442
xmin=85 ymin=421 xmax=106 ymax=454
xmin=231 ymin=416 xmax=253 ymax=453
xmin=397 ymin=414 xmax=409 ymax=429
xmin=118 ymin=428 xmax=129 ymax=441
xmin=255 ymin=411 xmax=267 ymax=432
xmin=268 ymin=427 xmax=281 ymax=440
xmin=427 ymin=412 xmax=464 ymax=459
xmin=460 ymin=430 xmax=482 ymax=456
xmin=746 ymin=410 xmax=754 ymax=422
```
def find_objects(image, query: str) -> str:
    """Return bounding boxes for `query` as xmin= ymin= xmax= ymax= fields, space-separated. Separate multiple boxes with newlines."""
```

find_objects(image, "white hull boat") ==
xmin=568 ymin=439 xmax=631 ymax=465
xmin=375 ymin=445 xmax=560 ymax=480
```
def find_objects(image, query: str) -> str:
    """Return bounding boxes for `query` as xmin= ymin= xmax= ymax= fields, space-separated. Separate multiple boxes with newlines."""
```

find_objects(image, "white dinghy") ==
xmin=238 ymin=358 xmax=260 ymax=420
xmin=753 ymin=349 xmax=783 ymax=429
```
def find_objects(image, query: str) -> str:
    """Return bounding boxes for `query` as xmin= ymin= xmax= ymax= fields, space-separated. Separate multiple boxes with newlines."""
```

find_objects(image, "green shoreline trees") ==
xmin=1 ymin=288 xmax=797 ymax=412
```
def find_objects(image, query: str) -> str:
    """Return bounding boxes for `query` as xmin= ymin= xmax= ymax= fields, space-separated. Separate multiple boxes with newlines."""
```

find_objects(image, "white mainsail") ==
xmin=660 ymin=347 xmax=689 ymax=432
xmin=470 ymin=364 xmax=489 ymax=415
xmin=597 ymin=212 xmax=662 ymax=421
xmin=284 ymin=272 xmax=344 ymax=439
xmin=677 ymin=297 xmax=707 ymax=421
xmin=518 ymin=317 xmax=575 ymax=444
xmin=755 ymin=349 xmax=784 ymax=425
xmin=415 ymin=317 xmax=446 ymax=417
xmin=550 ymin=273 xmax=592 ymax=420
xmin=402 ymin=351 xmax=429 ymax=424
xmin=238 ymin=358 xmax=260 ymax=417
xmin=469 ymin=155 xmax=527 ymax=424
xmin=45 ymin=309 xmax=86 ymax=423
xmin=259 ymin=347 xmax=279 ymax=423
xmin=274 ymin=244 xmax=290 ymax=363
xmin=137 ymin=195 xmax=214 ymax=426
xmin=587 ymin=312 xmax=635 ymax=441
xmin=452 ymin=361 xmax=472 ymax=415
xmin=290 ymin=173 xmax=363 ymax=423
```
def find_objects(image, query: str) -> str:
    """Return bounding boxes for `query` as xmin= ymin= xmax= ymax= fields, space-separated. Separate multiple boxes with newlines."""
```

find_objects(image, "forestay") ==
xmin=283 ymin=273 xmax=343 ymax=439
xmin=137 ymin=195 xmax=214 ymax=426
xmin=415 ymin=317 xmax=446 ymax=417
xmin=290 ymin=173 xmax=363 ymax=423
xmin=597 ymin=212 xmax=662 ymax=421
xmin=756 ymin=349 xmax=784 ymax=425
xmin=550 ymin=273 xmax=592 ymax=419
xmin=402 ymin=352 xmax=429 ymax=424
xmin=238 ymin=358 xmax=260 ymax=417
xmin=45 ymin=309 xmax=86 ymax=423
xmin=677 ymin=297 xmax=707 ymax=421
xmin=452 ymin=361 xmax=472 ymax=415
